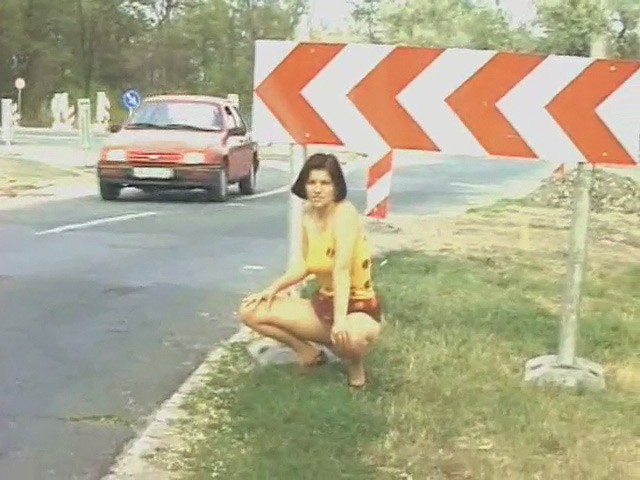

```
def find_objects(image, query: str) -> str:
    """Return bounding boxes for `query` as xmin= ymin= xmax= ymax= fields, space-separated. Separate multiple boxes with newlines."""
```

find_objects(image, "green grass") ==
xmin=154 ymin=250 xmax=640 ymax=480
xmin=0 ymin=155 xmax=89 ymax=195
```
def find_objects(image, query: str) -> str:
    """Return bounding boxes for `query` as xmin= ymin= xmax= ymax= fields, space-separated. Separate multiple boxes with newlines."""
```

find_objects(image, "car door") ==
xmin=222 ymin=105 xmax=243 ymax=181
xmin=229 ymin=106 xmax=253 ymax=176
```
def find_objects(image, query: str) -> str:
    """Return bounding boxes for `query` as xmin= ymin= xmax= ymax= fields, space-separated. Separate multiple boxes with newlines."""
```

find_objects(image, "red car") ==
xmin=97 ymin=94 xmax=258 ymax=201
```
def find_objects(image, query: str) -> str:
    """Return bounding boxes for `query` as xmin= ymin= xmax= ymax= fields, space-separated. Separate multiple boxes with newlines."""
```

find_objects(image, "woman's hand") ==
xmin=330 ymin=317 xmax=350 ymax=349
xmin=241 ymin=286 xmax=278 ymax=311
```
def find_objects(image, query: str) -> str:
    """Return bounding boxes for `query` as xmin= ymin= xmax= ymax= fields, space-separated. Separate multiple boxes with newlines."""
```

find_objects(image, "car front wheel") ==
xmin=206 ymin=168 xmax=228 ymax=202
xmin=238 ymin=161 xmax=256 ymax=195
xmin=99 ymin=179 xmax=121 ymax=200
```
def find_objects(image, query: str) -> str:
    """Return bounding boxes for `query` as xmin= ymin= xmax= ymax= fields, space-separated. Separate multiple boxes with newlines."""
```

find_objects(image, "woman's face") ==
xmin=305 ymin=168 xmax=335 ymax=209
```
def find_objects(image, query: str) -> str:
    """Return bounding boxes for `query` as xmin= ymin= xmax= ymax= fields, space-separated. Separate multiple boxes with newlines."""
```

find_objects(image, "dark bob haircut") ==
xmin=290 ymin=152 xmax=348 ymax=202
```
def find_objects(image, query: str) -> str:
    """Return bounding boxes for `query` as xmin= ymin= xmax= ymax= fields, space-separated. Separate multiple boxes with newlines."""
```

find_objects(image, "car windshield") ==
xmin=126 ymin=101 xmax=223 ymax=131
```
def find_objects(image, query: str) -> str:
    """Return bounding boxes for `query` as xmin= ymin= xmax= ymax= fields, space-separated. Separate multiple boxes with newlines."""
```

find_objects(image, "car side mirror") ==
xmin=228 ymin=126 xmax=246 ymax=136
xmin=109 ymin=124 xmax=122 ymax=133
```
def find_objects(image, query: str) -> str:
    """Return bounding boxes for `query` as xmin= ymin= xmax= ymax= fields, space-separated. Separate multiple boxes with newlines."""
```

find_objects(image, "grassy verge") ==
xmin=0 ymin=155 xmax=92 ymax=197
xmin=150 ymin=204 xmax=639 ymax=480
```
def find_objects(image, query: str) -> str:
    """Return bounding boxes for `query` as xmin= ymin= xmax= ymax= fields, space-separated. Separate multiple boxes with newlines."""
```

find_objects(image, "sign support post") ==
xmin=285 ymin=14 xmax=312 ymax=296
xmin=523 ymin=1 xmax=610 ymax=391
xmin=288 ymin=144 xmax=306 ymax=274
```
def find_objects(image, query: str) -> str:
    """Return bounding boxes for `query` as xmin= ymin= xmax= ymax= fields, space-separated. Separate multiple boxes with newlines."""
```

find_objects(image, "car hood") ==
xmin=104 ymin=128 xmax=225 ymax=150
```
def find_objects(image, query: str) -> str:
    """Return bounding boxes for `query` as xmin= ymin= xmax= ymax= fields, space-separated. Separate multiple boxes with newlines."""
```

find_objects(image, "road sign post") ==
xmin=288 ymin=144 xmax=306 ymax=274
xmin=78 ymin=98 xmax=91 ymax=149
xmin=523 ymin=162 xmax=605 ymax=390
xmin=252 ymin=38 xmax=639 ymax=384
xmin=122 ymin=89 xmax=141 ymax=118
xmin=1 ymin=98 xmax=13 ymax=146
xmin=285 ymin=19 xmax=311 ymax=296
xmin=523 ymin=2 xmax=612 ymax=392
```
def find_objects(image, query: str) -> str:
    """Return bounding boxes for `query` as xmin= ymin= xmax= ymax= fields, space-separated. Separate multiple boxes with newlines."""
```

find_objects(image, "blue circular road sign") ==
xmin=122 ymin=89 xmax=141 ymax=109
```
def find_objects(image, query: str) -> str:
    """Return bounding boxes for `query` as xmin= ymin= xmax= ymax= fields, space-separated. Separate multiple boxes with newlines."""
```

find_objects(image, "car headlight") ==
xmin=183 ymin=152 xmax=205 ymax=164
xmin=106 ymin=149 xmax=126 ymax=161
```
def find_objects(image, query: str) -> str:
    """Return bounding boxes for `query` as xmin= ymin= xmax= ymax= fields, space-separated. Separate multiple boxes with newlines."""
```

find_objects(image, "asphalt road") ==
xmin=0 ymin=153 xmax=553 ymax=479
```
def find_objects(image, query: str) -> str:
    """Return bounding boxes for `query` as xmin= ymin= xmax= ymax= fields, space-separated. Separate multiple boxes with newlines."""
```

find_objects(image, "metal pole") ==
xmin=17 ymin=89 xmax=22 ymax=125
xmin=557 ymin=0 xmax=607 ymax=365
xmin=1 ymin=98 xmax=13 ymax=146
xmin=288 ymin=144 xmax=306 ymax=272
xmin=522 ymin=0 xmax=608 ymax=391
xmin=286 ymin=6 xmax=312 ymax=289
xmin=557 ymin=163 xmax=592 ymax=365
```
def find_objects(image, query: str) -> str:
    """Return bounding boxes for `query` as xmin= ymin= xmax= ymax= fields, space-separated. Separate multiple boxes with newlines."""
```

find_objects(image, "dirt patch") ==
xmin=0 ymin=155 xmax=93 ymax=198
xmin=365 ymin=167 xmax=640 ymax=270
xmin=366 ymin=205 xmax=639 ymax=268
xmin=522 ymin=166 xmax=640 ymax=214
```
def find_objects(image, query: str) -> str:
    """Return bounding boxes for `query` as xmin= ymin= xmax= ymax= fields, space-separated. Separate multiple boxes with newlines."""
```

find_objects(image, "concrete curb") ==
xmin=101 ymin=326 xmax=254 ymax=480
xmin=0 ymin=181 xmax=97 ymax=211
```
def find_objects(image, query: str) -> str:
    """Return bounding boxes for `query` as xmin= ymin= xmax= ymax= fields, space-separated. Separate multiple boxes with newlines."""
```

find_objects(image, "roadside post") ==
xmin=14 ymin=77 xmax=25 ymax=126
xmin=78 ymin=98 xmax=92 ymax=149
xmin=523 ymin=2 xmax=611 ymax=391
xmin=288 ymin=144 xmax=306 ymax=275
xmin=1 ymin=98 xmax=13 ymax=146
xmin=286 ymin=13 xmax=312 ymax=295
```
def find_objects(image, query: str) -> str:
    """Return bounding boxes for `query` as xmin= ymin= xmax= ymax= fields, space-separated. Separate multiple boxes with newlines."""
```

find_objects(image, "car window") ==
xmin=129 ymin=101 xmax=223 ymax=130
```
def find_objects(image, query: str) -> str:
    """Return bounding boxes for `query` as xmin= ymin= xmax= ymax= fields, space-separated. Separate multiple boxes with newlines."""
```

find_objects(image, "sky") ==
xmin=307 ymin=0 xmax=539 ymax=31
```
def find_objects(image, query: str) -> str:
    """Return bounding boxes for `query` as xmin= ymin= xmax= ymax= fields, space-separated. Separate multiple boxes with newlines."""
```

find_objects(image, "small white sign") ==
xmin=15 ymin=78 xmax=25 ymax=90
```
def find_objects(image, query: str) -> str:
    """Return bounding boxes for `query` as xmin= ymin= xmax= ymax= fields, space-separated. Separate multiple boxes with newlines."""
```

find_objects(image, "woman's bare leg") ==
xmin=332 ymin=312 xmax=382 ymax=386
xmin=238 ymin=294 xmax=332 ymax=365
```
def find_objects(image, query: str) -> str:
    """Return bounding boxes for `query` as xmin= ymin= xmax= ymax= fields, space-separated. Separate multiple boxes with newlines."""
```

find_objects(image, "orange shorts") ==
xmin=310 ymin=291 xmax=383 ymax=325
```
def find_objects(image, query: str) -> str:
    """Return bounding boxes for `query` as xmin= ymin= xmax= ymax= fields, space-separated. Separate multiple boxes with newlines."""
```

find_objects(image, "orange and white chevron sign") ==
xmin=252 ymin=40 xmax=640 ymax=218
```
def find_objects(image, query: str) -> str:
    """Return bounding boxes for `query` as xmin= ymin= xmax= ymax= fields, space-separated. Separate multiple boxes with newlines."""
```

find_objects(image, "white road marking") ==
xmin=34 ymin=211 xmax=157 ymax=235
xmin=242 ymin=265 xmax=265 ymax=271
xmin=243 ymin=184 xmax=291 ymax=200
xmin=450 ymin=182 xmax=494 ymax=190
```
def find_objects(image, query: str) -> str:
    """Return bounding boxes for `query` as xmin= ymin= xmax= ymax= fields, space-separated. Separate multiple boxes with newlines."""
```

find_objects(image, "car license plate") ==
xmin=133 ymin=167 xmax=174 ymax=179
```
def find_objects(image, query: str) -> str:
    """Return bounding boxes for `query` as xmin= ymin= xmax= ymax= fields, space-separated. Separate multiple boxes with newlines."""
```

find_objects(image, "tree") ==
xmin=350 ymin=0 xmax=384 ymax=43
xmin=609 ymin=0 xmax=640 ymax=58
xmin=534 ymin=0 xmax=609 ymax=56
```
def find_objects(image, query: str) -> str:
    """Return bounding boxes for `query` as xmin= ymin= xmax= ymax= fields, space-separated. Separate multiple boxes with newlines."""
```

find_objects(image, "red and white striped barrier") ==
xmin=252 ymin=40 xmax=640 ymax=218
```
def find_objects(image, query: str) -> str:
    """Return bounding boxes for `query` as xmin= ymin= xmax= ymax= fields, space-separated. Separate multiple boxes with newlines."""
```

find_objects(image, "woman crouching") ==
xmin=238 ymin=153 xmax=383 ymax=388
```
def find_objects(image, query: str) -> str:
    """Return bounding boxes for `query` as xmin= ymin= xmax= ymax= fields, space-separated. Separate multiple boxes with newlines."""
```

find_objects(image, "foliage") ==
xmin=350 ymin=0 xmax=640 ymax=57
xmin=1 ymin=0 xmax=638 ymax=126
xmin=0 ymin=0 xmax=306 ymax=125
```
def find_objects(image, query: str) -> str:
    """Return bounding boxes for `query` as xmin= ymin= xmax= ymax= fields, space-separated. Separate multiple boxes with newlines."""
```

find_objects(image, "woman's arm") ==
xmin=332 ymin=202 xmax=359 ymax=324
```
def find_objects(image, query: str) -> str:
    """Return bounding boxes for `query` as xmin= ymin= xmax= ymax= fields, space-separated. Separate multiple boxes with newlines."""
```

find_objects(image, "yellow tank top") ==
xmin=304 ymin=219 xmax=375 ymax=300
